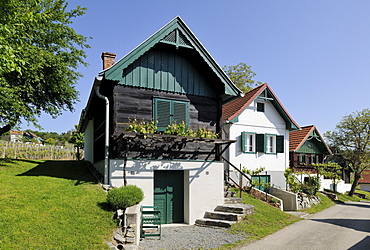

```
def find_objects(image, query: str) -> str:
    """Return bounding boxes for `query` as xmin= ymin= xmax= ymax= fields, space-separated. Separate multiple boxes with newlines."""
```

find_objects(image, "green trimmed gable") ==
xmin=101 ymin=17 xmax=241 ymax=101
xmin=295 ymin=130 xmax=331 ymax=154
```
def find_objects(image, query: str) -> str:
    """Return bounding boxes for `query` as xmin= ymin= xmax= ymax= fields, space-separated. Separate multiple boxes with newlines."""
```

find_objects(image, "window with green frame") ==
xmin=311 ymin=154 xmax=319 ymax=164
xmin=241 ymin=132 xmax=256 ymax=153
xmin=153 ymin=97 xmax=189 ymax=131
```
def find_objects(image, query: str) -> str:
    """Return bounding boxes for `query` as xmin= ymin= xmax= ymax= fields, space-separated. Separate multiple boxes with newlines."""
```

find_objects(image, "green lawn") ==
xmin=221 ymin=192 xmax=301 ymax=249
xmin=0 ymin=159 xmax=115 ymax=249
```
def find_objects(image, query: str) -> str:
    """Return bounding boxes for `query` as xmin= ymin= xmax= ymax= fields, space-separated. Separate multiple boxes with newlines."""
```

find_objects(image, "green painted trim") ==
xmin=102 ymin=17 xmax=242 ymax=100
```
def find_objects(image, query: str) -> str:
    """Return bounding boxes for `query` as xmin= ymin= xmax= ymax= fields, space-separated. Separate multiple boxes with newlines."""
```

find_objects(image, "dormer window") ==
xmin=257 ymin=102 xmax=265 ymax=112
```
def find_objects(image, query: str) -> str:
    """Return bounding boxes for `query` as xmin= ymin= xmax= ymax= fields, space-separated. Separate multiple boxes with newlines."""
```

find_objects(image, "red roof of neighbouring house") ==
xmin=289 ymin=125 xmax=332 ymax=154
xmin=289 ymin=125 xmax=315 ymax=151
xmin=359 ymin=170 xmax=370 ymax=184
xmin=10 ymin=130 xmax=22 ymax=135
xmin=222 ymin=83 xmax=300 ymax=130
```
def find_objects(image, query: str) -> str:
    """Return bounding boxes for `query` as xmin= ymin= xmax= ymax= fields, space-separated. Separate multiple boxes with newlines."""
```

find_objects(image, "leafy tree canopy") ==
xmin=0 ymin=0 xmax=90 ymax=136
xmin=223 ymin=62 xmax=263 ymax=93
xmin=325 ymin=108 xmax=370 ymax=196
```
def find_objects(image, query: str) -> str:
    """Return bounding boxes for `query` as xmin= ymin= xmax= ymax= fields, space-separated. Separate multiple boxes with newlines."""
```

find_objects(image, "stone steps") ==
xmin=195 ymin=188 xmax=254 ymax=228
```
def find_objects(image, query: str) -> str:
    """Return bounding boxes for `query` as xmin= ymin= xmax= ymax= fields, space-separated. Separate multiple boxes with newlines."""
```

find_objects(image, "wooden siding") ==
xmin=295 ymin=140 xmax=323 ymax=154
xmin=112 ymin=85 xmax=220 ymax=136
xmin=119 ymin=49 xmax=218 ymax=98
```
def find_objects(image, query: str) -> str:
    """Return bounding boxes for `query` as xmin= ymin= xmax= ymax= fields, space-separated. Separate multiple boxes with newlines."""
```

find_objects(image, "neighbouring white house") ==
xmin=78 ymin=17 xmax=243 ymax=225
xmin=222 ymin=83 xmax=300 ymax=191
xmin=358 ymin=170 xmax=370 ymax=192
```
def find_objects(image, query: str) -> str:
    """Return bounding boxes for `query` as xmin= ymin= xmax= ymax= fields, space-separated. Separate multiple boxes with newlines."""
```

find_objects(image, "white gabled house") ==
xmin=222 ymin=83 xmax=300 ymax=190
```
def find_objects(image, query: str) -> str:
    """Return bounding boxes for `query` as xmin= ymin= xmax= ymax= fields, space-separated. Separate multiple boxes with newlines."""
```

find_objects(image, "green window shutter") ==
xmin=241 ymin=132 xmax=246 ymax=152
xmin=173 ymin=101 xmax=188 ymax=127
xmin=276 ymin=135 xmax=284 ymax=153
xmin=153 ymin=98 xmax=189 ymax=131
xmin=154 ymin=99 xmax=171 ymax=131
xmin=256 ymin=134 xmax=265 ymax=153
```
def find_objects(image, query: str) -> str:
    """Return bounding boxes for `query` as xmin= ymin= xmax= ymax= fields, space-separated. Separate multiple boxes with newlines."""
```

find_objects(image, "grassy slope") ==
xmin=221 ymin=193 xmax=301 ymax=249
xmin=0 ymin=159 xmax=115 ymax=249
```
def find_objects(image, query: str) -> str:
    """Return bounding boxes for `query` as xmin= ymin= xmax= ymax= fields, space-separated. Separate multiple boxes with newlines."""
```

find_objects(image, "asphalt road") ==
xmin=239 ymin=201 xmax=370 ymax=250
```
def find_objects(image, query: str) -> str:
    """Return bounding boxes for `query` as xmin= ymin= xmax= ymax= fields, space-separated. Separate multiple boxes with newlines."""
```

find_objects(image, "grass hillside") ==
xmin=0 ymin=159 xmax=115 ymax=249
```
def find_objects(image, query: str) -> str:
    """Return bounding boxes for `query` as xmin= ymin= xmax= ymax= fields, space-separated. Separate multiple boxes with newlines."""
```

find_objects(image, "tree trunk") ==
xmin=348 ymin=173 xmax=361 ymax=196
xmin=0 ymin=124 xmax=11 ymax=137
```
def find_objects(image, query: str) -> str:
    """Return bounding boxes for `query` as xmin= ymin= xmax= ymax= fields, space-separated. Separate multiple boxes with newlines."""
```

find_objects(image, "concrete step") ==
xmin=195 ymin=218 xmax=236 ymax=228
xmin=204 ymin=211 xmax=245 ymax=222
xmin=224 ymin=191 xmax=237 ymax=198
xmin=215 ymin=204 xmax=254 ymax=215
xmin=224 ymin=197 xmax=242 ymax=204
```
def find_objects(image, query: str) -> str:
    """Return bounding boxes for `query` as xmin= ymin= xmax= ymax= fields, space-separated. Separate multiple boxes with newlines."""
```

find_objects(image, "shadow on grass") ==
xmin=17 ymin=160 xmax=99 ymax=185
xmin=98 ymin=201 xmax=114 ymax=212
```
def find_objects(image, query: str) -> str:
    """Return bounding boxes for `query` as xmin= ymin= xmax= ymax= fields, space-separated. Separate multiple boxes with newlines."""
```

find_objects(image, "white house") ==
xmin=222 ymin=83 xmax=300 ymax=190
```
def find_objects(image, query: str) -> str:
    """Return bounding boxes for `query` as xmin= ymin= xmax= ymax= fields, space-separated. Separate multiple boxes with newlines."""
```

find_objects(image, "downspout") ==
xmin=95 ymin=76 xmax=110 ymax=186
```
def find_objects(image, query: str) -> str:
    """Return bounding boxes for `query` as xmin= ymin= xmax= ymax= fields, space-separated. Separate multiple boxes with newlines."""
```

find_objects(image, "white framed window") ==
xmin=241 ymin=132 xmax=256 ymax=153
xmin=266 ymin=135 xmax=275 ymax=154
xmin=256 ymin=102 xmax=265 ymax=112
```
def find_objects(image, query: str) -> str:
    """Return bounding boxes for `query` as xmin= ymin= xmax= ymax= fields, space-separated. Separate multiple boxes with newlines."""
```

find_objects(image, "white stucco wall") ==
xmin=83 ymin=119 xmax=94 ymax=163
xmin=109 ymin=159 xmax=224 ymax=225
xmin=224 ymin=99 xmax=290 ymax=189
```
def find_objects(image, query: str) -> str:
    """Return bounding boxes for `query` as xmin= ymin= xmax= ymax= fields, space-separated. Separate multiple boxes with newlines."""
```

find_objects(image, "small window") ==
xmin=311 ymin=154 xmax=319 ymax=164
xmin=241 ymin=132 xmax=256 ymax=153
xmin=299 ymin=154 xmax=307 ymax=164
xmin=257 ymin=102 xmax=265 ymax=112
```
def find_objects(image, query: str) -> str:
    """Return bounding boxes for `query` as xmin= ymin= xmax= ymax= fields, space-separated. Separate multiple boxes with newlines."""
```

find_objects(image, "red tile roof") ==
xmin=289 ymin=125 xmax=315 ymax=152
xmin=289 ymin=125 xmax=331 ymax=154
xmin=359 ymin=170 xmax=370 ymax=184
xmin=222 ymin=83 xmax=300 ymax=132
xmin=222 ymin=83 xmax=265 ymax=122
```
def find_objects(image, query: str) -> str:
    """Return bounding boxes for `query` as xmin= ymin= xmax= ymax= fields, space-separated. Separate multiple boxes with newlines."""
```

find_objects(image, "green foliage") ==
xmin=125 ymin=118 xmax=157 ymax=134
xmin=227 ymin=190 xmax=300 ymax=246
xmin=125 ymin=119 xmax=218 ymax=139
xmin=223 ymin=62 xmax=263 ymax=93
xmin=301 ymin=176 xmax=320 ymax=195
xmin=0 ymin=159 xmax=115 ymax=248
xmin=242 ymin=167 xmax=270 ymax=191
xmin=0 ymin=0 xmax=90 ymax=135
xmin=107 ymin=185 xmax=144 ymax=210
xmin=284 ymin=169 xmax=301 ymax=193
xmin=325 ymin=108 xmax=370 ymax=196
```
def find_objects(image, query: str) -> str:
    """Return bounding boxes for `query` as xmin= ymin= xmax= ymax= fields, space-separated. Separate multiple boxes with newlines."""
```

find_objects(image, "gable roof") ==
xmin=359 ymin=170 xmax=370 ymax=184
xmin=289 ymin=125 xmax=332 ymax=154
xmin=222 ymin=83 xmax=300 ymax=131
xmin=101 ymin=16 xmax=242 ymax=102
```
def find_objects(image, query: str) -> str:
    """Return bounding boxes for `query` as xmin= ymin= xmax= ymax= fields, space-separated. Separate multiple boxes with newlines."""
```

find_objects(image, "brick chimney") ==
xmin=101 ymin=52 xmax=116 ymax=70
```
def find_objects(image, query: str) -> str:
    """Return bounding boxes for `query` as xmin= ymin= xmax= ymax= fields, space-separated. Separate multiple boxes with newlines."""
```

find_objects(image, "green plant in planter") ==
xmin=125 ymin=118 xmax=157 ymax=134
xmin=107 ymin=185 xmax=144 ymax=210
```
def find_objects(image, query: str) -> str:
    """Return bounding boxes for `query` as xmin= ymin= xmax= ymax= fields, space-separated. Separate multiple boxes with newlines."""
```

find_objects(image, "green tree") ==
xmin=0 ymin=0 xmax=90 ymax=136
xmin=325 ymin=108 xmax=370 ymax=196
xmin=69 ymin=125 xmax=84 ymax=160
xmin=223 ymin=62 xmax=263 ymax=93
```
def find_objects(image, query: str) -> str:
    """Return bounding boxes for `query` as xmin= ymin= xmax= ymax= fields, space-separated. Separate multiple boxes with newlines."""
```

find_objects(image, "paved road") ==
xmin=239 ymin=201 xmax=370 ymax=250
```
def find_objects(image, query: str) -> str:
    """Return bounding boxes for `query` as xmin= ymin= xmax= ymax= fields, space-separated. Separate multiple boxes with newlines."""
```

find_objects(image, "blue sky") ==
xmin=23 ymin=0 xmax=370 ymax=135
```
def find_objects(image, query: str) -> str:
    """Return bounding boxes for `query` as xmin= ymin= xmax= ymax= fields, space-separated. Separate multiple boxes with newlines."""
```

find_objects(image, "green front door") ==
xmin=252 ymin=175 xmax=270 ymax=192
xmin=154 ymin=170 xmax=184 ymax=224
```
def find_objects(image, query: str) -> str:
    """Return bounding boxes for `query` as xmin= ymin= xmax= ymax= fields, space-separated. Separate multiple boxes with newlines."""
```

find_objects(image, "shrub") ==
xmin=107 ymin=185 xmax=144 ymax=210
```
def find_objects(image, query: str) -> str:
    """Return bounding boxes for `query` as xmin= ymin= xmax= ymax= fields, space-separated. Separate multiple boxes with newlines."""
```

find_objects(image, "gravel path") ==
xmin=139 ymin=225 xmax=247 ymax=250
